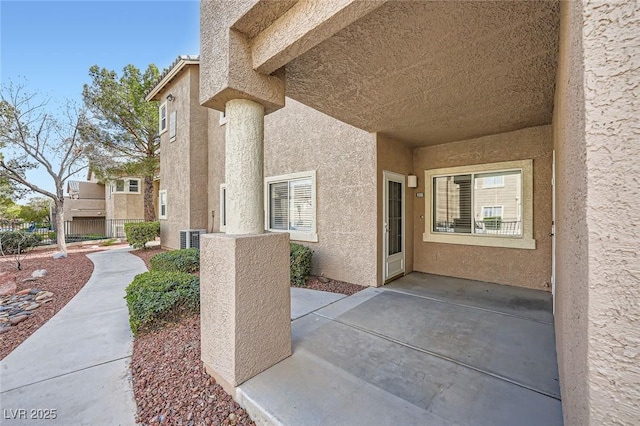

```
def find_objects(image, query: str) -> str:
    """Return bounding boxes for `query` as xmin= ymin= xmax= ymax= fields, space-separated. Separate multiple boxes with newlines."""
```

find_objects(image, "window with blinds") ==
xmin=265 ymin=171 xmax=317 ymax=242
xmin=269 ymin=178 xmax=313 ymax=232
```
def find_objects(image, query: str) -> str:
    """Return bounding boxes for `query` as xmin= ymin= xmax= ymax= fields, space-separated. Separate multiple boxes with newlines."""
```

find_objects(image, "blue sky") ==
xmin=1 ymin=0 xmax=200 ymax=199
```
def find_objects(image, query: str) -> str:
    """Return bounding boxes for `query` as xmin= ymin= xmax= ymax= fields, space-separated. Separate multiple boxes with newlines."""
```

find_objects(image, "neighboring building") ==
xmin=62 ymin=170 xmax=147 ymax=238
xmin=147 ymin=2 xmax=638 ymax=424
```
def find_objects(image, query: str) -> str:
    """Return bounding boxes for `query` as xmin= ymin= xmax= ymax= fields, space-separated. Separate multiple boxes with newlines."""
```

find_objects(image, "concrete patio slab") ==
xmin=290 ymin=287 xmax=346 ymax=320
xmin=238 ymin=273 xmax=563 ymax=426
xmin=385 ymin=272 xmax=553 ymax=324
xmin=0 ymin=248 xmax=146 ymax=425
xmin=332 ymin=291 xmax=559 ymax=398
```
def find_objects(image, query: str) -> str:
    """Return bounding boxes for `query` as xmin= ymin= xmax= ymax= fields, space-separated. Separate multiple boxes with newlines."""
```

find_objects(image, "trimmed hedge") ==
xmin=124 ymin=221 xmax=160 ymax=249
xmin=124 ymin=271 xmax=200 ymax=335
xmin=150 ymin=248 xmax=200 ymax=273
xmin=0 ymin=231 xmax=41 ymax=255
xmin=290 ymin=243 xmax=312 ymax=286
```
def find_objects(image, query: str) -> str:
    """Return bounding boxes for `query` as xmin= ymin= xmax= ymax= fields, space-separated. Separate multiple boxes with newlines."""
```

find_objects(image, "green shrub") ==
xmin=290 ymin=243 xmax=312 ymax=287
xmin=124 ymin=271 xmax=200 ymax=335
xmin=124 ymin=221 xmax=160 ymax=249
xmin=0 ymin=231 xmax=41 ymax=255
xmin=47 ymin=231 xmax=57 ymax=241
xmin=150 ymin=248 xmax=200 ymax=273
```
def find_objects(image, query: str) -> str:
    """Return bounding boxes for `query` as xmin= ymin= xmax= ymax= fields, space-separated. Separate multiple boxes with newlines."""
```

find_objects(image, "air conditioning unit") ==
xmin=179 ymin=229 xmax=206 ymax=249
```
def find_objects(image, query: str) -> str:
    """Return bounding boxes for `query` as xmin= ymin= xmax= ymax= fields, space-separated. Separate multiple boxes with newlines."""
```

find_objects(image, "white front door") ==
xmin=383 ymin=171 xmax=405 ymax=282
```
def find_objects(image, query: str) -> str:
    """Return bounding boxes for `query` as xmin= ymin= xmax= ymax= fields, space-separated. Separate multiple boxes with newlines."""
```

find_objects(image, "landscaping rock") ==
xmin=31 ymin=269 xmax=48 ymax=278
xmin=0 ymin=326 xmax=12 ymax=334
xmin=52 ymin=252 xmax=67 ymax=259
xmin=318 ymin=276 xmax=330 ymax=283
xmin=21 ymin=277 xmax=37 ymax=283
xmin=24 ymin=303 xmax=40 ymax=311
xmin=10 ymin=315 xmax=28 ymax=325
xmin=35 ymin=291 xmax=53 ymax=301
xmin=0 ymin=281 xmax=17 ymax=296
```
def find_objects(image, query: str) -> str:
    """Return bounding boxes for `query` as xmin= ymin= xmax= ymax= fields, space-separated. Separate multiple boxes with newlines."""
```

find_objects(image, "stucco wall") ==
xmin=158 ymin=66 xmax=209 ymax=249
xmin=552 ymin=2 xmax=590 ymax=423
xmin=188 ymin=68 xmax=210 ymax=231
xmin=412 ymin=126 xmax=553 ymax=290
xmin=109 ymin=192 xmax=144 ymax=220
xmin=582 ymin=1 xmax=639 ymax=423
xmin=263 ymin=98 xmax=377 ymax=286
xmin=208 ymin=109 xmax=226 ymax=233
xmin=376 ymin=134 xmax=414 ymax=286
xmin=78 ymin=182 xmax=104 ymax=199
xmin=208 ymin=98 xmax=377 ymax=286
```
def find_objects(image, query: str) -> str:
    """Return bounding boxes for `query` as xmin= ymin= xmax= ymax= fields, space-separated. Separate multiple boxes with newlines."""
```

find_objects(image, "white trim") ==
xmin=264 ymin=170 xmax=318 ymax=243
xmin=423 ymin=159 xmax=535 ymax=250
xmin=219 ymin=110 xmax=228 ymax=126
xmin=159 ymin=102 xmax=167 ymax=135
xmin=383 ymin=171 xmax=406 ymax=282
xmin=169 ymin=110 xmax=177 ymax=142
xmin=219 ymin=184 xmax=227 ymax=232
xmin=158 ymin=190 xmax=167 ymax=220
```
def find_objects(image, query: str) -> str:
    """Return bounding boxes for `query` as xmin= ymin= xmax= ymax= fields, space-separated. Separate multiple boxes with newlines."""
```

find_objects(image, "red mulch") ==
xmin=131 ymin=315 xmax=255 ymax=426
xmin=304 ymin=276 xmax=365 ymax=296
xmin=0 ymin=244 xmax=128 ymax=360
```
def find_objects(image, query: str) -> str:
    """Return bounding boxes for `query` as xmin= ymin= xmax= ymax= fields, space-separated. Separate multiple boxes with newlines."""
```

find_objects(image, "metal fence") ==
xmin=0 ymin=219 xmax=145 ymax=245
xmin=434 ymin=220 xmax=522 ymax=236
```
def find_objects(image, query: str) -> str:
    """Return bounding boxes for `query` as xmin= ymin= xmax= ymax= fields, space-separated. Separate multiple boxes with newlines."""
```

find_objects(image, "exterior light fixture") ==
xmin=408 ymin=175 xmax=418 ymax=188
xmin=166 ymin=93 xmax=175 ymax=102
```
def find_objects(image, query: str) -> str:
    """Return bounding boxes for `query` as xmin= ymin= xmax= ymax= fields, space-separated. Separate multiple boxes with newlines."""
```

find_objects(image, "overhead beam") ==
xmin=251 ymin=0 xmax=387 ymax=75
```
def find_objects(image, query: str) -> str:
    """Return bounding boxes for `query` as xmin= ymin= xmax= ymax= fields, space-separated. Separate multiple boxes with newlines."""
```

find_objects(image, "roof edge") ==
xmin=145 ymin=55 xmax=199 ymax=102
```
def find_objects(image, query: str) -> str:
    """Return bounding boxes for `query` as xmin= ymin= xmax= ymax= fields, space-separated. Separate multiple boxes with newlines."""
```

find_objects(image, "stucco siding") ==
xmin=376 ymin=134 xmax=414 ymax=286
xmin=263 ymin=98 xmax=377 ymax=287
xmin=582 ymin=1 xmax=640 ymax=423
xmin=413 ymin=126 xmax=553 ymax=290
xmin=188 ymin=68 xmax=210 ymax=231
xmin=159 ymin=67 xmax=200 ymax=249
xmin=208 ymin=109 xmax=226 ymax=233
xmin=553 ymin=2 xmax=590 ymax=424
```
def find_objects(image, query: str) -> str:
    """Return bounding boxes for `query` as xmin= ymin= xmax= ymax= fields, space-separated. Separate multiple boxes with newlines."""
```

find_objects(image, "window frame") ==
xmin=264 ymin=170 xmax=318 ymax=242
xmin=158 ymin=190 xmax=167 ymax=219
xmin=423 ymin=159 xmax=535 ymax=249
xmin=159 ymin=102 xmax=167 ymax=134
xmin=112 ymin=178 xmax=141 ymax=195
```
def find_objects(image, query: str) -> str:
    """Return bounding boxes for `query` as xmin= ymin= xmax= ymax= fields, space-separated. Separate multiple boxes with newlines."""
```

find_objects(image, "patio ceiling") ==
xmin=284 ymin=1 xmax=560 ymax=147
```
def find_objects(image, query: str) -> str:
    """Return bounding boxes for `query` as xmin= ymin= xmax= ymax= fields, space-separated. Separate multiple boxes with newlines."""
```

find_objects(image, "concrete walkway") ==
xmin=237 ymin=273 xmax=563 ymax=426
xmin=0 ymin=248 xmax=146 ymax=425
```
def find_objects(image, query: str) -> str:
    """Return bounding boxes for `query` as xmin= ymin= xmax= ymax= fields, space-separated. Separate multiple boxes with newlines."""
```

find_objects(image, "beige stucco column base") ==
xmin=200 ymin=232 xmax=291 ymax=397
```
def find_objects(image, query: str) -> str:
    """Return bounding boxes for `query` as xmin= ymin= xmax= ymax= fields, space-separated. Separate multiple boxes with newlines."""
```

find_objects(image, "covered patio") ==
xmin=237 ymin=273 xmax=561 ymax=425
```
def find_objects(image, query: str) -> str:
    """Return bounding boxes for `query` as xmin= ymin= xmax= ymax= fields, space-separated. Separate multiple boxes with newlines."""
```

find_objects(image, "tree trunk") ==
xmin=55 ymin=200 xmax=67 ymax=254
xmin=143 ymin=175 xmax=155 ymax=221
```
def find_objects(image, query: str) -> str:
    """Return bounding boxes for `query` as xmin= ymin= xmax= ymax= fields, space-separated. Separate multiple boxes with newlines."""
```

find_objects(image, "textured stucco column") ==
xmin=200 ymin=232 xmax=291 ymax=397
xmin=225 ymin=99 xmax=265 ymax=234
